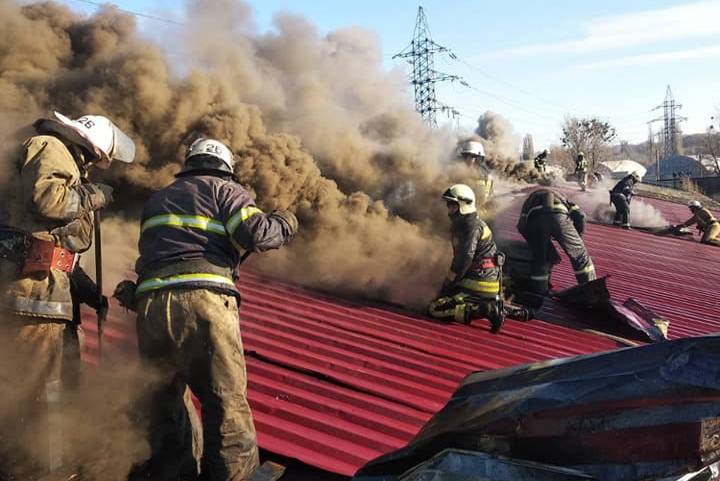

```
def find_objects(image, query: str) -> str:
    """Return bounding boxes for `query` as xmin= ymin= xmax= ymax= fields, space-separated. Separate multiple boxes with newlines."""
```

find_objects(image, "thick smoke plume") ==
xmin=0 ymin=0 xmax=537 ymax=307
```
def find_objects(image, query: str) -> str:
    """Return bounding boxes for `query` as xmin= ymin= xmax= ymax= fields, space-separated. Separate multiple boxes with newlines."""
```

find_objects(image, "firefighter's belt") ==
xmin=22 ymin=238 xmax=77 ymax=275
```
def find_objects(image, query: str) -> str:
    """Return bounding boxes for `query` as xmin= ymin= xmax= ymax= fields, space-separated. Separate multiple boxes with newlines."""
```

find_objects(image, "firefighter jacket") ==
xmin=534 ymin=152 xmax=547 ymax=170
xmin=445 ymin=212 xmax=500 ymax=298
xmin=135 ymin=171 xmax=295 ymax=298
xmin=0 ymin=135 xmax=101 ymax=321
xmin=517 ymin=189 xmax=586 ymax=237
xmin=681 ymin=208 xmax=718 ymax=232
xmin=610 ymin=175 xmax=636 ymax=201
xmin=575 ymin=158 xmax=588 ymax=173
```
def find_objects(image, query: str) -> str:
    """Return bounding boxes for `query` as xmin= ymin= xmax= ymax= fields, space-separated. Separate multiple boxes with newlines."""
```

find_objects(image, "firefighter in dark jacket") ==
xmin=0 ymin=112 xmax=133 ymax=478
xmin=534 ymin=149 xmax=549 ymax=173
xmin=517 ymin=188 xmax=595 ymax=294
xmin=428 ymin=184 xmax=504 ymax=333
xmin=133 ymin=138 xmax=298 ymax=481
xmin=610 ymin=172 xmax=641 ymax=228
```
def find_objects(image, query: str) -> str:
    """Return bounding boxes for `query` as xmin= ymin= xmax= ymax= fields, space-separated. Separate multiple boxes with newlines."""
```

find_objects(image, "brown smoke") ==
xmin=0 ymin=2 xmax=540 ymax=306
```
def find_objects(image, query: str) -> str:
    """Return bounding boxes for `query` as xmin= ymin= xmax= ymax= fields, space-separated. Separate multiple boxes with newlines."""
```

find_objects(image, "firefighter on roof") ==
xmin=610 ymin=171 xmax=641 ymax=229
xmin=676 ymin=201 xmax=720 ymax=246
xmin=428 ymin=184 xmax=504 ymax=333
xmin=457 ymin=139 xmax=494 ymax=207
xmin=517 ymin=188 xmax=595 ymax=294
xmin=575 ymin=152 xmax=589 ymax=191
xmin=132 ymin=138 xmax=297 ymax=481
xmin=0 ymin=112 xmax=134 ymax=478
xmin=534 ymin=149 xmax=549 ymax=173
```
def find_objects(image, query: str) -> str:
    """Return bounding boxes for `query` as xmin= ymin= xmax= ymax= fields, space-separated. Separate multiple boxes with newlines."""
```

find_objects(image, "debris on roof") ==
xmin=355 ymin=335 xmax=720 ymax=481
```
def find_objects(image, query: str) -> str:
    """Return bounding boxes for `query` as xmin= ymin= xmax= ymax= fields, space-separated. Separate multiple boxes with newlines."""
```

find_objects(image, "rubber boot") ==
xmin=504 ymin=304 xmax=534 ymax=321
xmin=487 ymin=301 xmax=504 ymax=334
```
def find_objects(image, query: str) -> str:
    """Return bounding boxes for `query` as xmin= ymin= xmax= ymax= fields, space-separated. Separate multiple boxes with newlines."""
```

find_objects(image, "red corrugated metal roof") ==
xmin=492 ymin=188 xmax=720 ymax=339
xmin=80 ymin=191 xmax=719 ymax=476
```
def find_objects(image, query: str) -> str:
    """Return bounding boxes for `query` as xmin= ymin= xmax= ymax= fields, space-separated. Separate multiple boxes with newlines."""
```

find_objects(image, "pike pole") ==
xmin=94 ymin=210 xmax=106 ymax=360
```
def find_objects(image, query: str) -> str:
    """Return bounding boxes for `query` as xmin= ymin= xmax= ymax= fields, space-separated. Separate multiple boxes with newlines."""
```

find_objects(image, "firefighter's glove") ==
xmin=113 ymin=280 xmax=137 ymax=312
xmin=96 ymin=295 xmax=109 ymax=319
xmin=50 ymin=217 xmax=93 ymax=252
xmin=271 ymin=210 xmax=299 ymax=239
xmin=81 ymin=183 xmax=114 ymax=211
xmin=570 ymin=210 xmax=586 ymax=236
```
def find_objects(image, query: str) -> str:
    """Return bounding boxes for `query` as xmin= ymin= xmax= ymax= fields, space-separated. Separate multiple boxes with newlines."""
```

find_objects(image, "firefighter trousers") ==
xmin=135 ymin=288 xmax=259 ymax=481
xmin=0 ymin=317 xmax=81 ymax=479
xmin=611 ymin=193 xmax=630 ymax=227
xmin=522 ymin=213 xmax=595 ymax=293
xmin=701 ymin=222 xmax=720 ymax=245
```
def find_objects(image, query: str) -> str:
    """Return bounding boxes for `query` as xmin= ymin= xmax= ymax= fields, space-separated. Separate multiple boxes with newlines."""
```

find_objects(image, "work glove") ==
xmin=113 ymin=280 xmax=138 ymax=312
xmin=50 ymin=216 xmax=93 ymax=252
xmin=270 ymin=210 xmax=299 ymax=239
xmin=80 ymin=183 xmax=114 ymax=211
xmin=96 ymin=295 xmax=109 ymax=319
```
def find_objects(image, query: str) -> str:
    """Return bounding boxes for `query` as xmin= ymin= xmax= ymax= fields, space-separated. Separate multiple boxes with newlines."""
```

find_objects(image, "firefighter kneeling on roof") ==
xmin=517 ymin=188 xmax=596 ymax=295
xmin=131 ymin=138 xmax=298 ymax=481
xmin=675 ymin=201 xmax=720 ymax=246
xmin=428 ymin=184 xmax=505 ymax=333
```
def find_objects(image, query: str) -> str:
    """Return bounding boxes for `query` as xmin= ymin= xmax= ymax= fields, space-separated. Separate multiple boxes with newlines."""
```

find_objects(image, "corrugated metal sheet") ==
xmin=79 ymin=191 xmax=718 ymax=476
xmin=492 ymin=188 xmax=720 ymax=339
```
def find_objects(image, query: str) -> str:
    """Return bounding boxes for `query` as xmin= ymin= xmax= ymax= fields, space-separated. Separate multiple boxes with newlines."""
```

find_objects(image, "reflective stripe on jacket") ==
xmin=136 ymin=173 xmax=293 ymax=295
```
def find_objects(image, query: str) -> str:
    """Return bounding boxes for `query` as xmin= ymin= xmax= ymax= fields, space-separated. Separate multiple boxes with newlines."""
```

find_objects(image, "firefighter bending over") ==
xmin=428 ymin=184 xmax=504 ymax=333
xmin=676 ymin=201 xmax=720 ymax=246
xmin=517 ymin=188 xmax=595 ymax=294
xmin=0 ymin=112 xmax=134 ymax=478
xmin=575 ymin=152 xmax=588 ymax=191
xmin=534 ymin=149 xmax=549 ymax=173
xmin=610 ymin=171 xmax=641 ymax=229
xmin=133 ymin=138 xmax=298 ymax=481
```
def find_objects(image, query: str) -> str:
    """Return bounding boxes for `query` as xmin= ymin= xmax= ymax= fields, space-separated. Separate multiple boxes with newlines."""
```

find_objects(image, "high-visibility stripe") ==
xmin=141 ymin=214 xmax=226 ymax=236
xmin=457 ymin=278 xmax=500 ymax=294
xmin=137 ymin=273 xmax=235 ymax=294
xmin=530 ymin=274 xmax=549 ymax=281
xmin=226 ymin=206 xmax=263 ymax=236
xmin=574 ymin=264 xmax=596 ymax=275
xmin=480 ymin=224 xmax=492 ymax=241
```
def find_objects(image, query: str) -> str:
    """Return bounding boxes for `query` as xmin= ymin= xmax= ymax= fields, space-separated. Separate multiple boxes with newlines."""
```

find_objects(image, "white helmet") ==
xmin=184 ymin=138 xmax=234 ymax=174
xmin=50 ymin=112 xmax=135 ymax=163
xmin=460 ymin=140 xmax=485 ymax=158
xmin=442 ymin=184 xmax=476 ymax=215
xmin=688 ymin=200 xmax=702 ymax=209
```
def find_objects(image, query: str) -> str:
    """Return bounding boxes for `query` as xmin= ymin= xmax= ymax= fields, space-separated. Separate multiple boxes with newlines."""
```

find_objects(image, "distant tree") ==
xmin=561 ymin=117 xmax=617 ymax=170
xmin=703 ymin=120 xmax=720 ymax=174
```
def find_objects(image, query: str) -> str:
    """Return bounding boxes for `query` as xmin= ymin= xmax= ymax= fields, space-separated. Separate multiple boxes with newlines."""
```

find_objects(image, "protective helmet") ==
xmin=688 ymin=200 xmax=702 ymax=209
xmin=577 ymin=151 xmax=585 ymax=159
xmin=183 ymin=138 xmax=234 ymax=174
xmin=42 ymin=112 xmax=135 ymax=163
xmin=442 ymin=184 xmax=476 ymax=215
xmin=543 ymin=149 xmax=549 ymax=154
xmin=630 ymin=171 xmax=641 ymax=181
xmin=460 ymin=140 xmax=485 ymax=158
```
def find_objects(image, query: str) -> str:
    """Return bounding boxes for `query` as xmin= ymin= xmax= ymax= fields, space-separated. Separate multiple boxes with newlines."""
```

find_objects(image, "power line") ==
xmin=66 ymin=0 xmax=185 ymax=25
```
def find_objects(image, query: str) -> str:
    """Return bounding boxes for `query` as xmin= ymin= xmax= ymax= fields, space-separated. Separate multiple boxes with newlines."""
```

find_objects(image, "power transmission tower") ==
xmin=522 ymin=134 xmax=535 ymax=160
xmin=394 ymin=6 xmax=461 ymax=127
xmin=652 ymin=86 xmax=687 ymax=158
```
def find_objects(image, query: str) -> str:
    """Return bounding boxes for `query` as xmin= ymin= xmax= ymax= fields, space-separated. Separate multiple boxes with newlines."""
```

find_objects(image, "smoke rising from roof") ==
xmin=0 ymin=0 xmax=536 ymax=309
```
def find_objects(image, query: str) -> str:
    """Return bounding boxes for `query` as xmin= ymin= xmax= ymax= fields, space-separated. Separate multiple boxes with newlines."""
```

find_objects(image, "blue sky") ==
xmin=57 ymin=0 xmax=720 ymax=149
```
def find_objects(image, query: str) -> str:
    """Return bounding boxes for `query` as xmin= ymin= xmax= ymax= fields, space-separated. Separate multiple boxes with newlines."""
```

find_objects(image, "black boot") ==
xmin=504 ymin=304 xmax=534 ymax=321
xmin=488 ymin=302 xmax=505 ymax=334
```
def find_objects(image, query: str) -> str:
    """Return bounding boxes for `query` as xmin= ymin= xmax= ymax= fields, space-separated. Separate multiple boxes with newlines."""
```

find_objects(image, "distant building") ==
xmin=598 ymin=160 xmax=647 ymax=180
xmin=646 ymin=154 xmax=712 ymax=180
